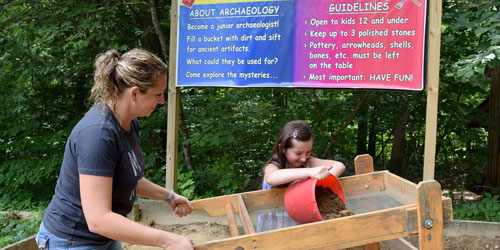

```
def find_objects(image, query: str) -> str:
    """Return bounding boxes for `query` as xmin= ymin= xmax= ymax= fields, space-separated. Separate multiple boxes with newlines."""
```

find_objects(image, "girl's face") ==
xmin=284 ymin=139 xmax=313 ymax=168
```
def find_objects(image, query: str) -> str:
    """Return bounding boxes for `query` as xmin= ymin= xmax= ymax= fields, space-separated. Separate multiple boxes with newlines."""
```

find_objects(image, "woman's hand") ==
xmin=168 ymin=192 xmax=194 ymax=217
xmin=165 ymin=234 xmax=194 ymax=250
xmin=308 ymin=165 xmax=333 ymax=180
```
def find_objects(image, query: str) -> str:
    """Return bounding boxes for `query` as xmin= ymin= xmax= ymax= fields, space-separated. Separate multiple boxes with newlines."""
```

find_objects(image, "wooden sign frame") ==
xmin=166 ymin=0 xmax=442 ymax=189
xmin=166 ymin=4 xmax=444 ymax=248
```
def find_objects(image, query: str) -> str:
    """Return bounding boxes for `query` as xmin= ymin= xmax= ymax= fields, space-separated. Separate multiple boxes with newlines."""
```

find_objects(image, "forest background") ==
xmin=0 ymin=0 xmax=499 ymax=235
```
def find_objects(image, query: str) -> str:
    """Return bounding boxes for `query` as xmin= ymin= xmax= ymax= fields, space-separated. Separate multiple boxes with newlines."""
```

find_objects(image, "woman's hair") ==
xmin=266 ymin=120 xmax=314 ymax=170
xmin=89 ymin=48 xmax=167 ymax=106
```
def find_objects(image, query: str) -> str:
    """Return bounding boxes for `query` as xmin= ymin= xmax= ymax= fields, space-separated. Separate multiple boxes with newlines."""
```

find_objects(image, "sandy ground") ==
xmin=405 ymin=235 xmax=500 ymax=250
xmin=122 ymin=221 xmax=231 ymax=250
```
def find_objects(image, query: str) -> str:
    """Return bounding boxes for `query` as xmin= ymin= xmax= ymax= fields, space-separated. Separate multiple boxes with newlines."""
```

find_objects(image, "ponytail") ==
xmin=89 ymin=48 xmax=167 ymax=107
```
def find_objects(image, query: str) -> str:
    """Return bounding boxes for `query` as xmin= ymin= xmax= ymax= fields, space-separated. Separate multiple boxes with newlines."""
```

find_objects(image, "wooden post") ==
xmin=133 ymin=203 xmax=140 ymax=222
xmin=423 ymin=0 xmax=443 ymax=181
xmin=354 ymin=154 xmax=375 ymax=175
xmin=416 ymin=180 xmax=444 ymax=250
xmin=354 ymin=154 xmax=380 ymax=250
xmin=166 ymin=0 xmax=180 ymax=190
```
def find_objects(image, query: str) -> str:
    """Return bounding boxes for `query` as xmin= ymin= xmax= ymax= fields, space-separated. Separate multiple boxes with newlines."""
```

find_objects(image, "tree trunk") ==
xmin=272 ymin=89 xmax=287 ymax=108
xmin=179 ymin=98 xmax=194 ymax=171
xmin=149 ymin=0 xmax=194 ymax=171
xmin=356 ymin=107 xmax=368 ymax=156
xmin=306 ymin=91 xmax=325 ymax=139
xmin=486 ymin=66 xmax=500 ymax=188
xmin=368 ymin=105 xmax=378 ymax=157
xmin=126 ymin=3 xmax=162 ymax=56
xmin=322 ymin=91 xmax=370 ymax=158
xmin=148 ymin=0 xmax=169 ymax=63
xmin=387 ymin=95 xmax=410 ymax=176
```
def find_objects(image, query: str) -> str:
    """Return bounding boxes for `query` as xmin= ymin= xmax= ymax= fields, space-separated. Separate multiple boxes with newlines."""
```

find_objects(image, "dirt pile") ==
xmin=315 ymin=186 xmax=354 ymax=220
xmin=122 ymin=220 xmax=231 ymax=249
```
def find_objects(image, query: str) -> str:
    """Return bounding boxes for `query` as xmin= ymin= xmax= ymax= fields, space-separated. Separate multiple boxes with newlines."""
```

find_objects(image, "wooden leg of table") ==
xmin=417 ymin=180 xmax=444 ymax=250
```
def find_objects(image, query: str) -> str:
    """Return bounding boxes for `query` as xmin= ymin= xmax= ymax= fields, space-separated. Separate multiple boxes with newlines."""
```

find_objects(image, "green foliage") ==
xmin=0 ymin=0 xmax=170 ymax=209
xmin=453 ymin=193 xmax=500 ymax=222
xmin=448 ymin=1 xmax=500 ymax=81
xmin=141 ymin=105 xmax=168 ymax=186
xmin=0 ymin=212 xmax=43 ymax=248
xmin=424 ymin=0 xmax=496 ymax=191
xmin=177 ymin=171 xmax=198 ymax=200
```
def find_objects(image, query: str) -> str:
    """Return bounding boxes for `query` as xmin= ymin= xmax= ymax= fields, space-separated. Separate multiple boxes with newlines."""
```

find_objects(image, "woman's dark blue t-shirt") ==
xmin=42 ymin=104 xmax=144 ymax=243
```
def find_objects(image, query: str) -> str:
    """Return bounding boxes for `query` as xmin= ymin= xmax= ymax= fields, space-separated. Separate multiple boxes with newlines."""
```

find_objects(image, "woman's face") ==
xmin=284 ymin=139 xmax=313 ymax=168
xmin=135 ymin=73 xmax=166 ymax=117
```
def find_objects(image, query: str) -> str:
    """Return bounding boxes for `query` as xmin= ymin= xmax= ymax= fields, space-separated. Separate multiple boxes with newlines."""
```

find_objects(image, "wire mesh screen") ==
xmin=346 ymin=190 xmax=408 ymax=214
xmin=255 ymin=206 xmax=301 ymax=233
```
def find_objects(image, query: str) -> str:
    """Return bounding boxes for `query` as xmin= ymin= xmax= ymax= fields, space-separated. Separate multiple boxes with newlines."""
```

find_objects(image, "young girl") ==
xmin=257 ymin=120 xmax=345 ymax=232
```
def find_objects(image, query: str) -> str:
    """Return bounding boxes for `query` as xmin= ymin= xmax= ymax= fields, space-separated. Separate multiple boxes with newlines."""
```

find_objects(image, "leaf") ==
xmin=475 ymin=27 xmax=489 ymax=36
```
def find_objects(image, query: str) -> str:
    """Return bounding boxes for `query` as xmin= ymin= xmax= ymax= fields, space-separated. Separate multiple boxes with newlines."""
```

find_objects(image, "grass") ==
xmin=0 ymin=211 xmax=43 ymax=248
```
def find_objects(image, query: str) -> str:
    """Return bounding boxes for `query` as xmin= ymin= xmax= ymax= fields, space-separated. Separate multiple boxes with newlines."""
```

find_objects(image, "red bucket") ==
xmin=284 ymin=174 xmax=346 ymax=223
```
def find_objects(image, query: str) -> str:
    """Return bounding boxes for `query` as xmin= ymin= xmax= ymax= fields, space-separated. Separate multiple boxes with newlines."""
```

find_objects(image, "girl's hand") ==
xmin=309 ymin=165 xmax=333 ymax=180
xmin=168 ymin=192 xmax=194 ymax=217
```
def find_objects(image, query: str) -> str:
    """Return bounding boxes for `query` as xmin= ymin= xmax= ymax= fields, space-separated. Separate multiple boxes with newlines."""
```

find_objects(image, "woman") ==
xmin=36 ymin=48 xmax=194 ymax=250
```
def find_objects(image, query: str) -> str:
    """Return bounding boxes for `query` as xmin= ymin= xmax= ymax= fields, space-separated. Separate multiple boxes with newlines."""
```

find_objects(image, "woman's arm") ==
xmin=307 ymin=158 xmax=346 ymax=177
xmin=80 ymin=174 xmax=193 ymax=250
xmin=136 ymin=177 xmax=193 ymax=216
xmin=135 ymin=177 xmax=168 ymax=200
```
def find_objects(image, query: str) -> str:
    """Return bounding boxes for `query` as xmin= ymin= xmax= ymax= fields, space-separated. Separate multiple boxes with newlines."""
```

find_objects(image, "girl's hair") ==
xmin=89 ymin=48 xmax=167 ymax=106
xmin=266 ymin=120 xmax=314 ymax=169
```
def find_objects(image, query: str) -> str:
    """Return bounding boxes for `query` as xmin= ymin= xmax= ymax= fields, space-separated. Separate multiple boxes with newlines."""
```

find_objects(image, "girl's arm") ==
xmin=136 ymin=177 xmax=193 ymax=216
xmin=307 ymin=158 xmax=346 ymax=177
xmin=264 ymin=164 xmax=332 ymax=186
xmin=80 ymin=174 xmax=193 ymax=250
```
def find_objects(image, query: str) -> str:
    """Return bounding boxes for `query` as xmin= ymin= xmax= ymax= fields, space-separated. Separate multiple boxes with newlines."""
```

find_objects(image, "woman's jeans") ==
xmin=35 ymin=222 xmax=122 ymax=250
